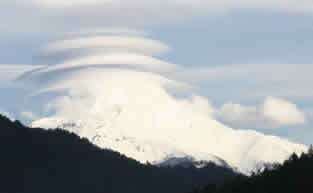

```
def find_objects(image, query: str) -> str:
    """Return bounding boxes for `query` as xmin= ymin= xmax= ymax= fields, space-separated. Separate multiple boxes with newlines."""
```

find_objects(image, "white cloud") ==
xmin=31 ymin=53 xmax=178 ymax=75
xmin=43 ymin=35 xmax=170 ymax=56
xmin=216 ymin=96 xmax=306 ymax=128
xmin=262 ymin=96 xmax=306 ymax=126
xmin=216 ymin=103 xmax=260 ymax=124
xmin=20 ymin=34 xmax=308 ymax=131
xmin=20 ymin=34 xmax=179 ymax=82
xmin=65 ymin=28 xmax=149 ymax=37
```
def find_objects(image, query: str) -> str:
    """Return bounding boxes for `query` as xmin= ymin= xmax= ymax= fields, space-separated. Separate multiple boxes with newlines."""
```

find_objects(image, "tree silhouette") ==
xmin=197 ymin=145 xmax=313 ymax=193
xmin=0 ymin=114 xmax=237 ymax=193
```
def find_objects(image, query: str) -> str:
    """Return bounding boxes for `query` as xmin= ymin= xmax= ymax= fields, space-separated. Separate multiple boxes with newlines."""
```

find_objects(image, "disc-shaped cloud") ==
xmin=43 ymin=36 xmax=170 ymax=56
xmin=20 ymin=34 xmax=177 ymax=82
xmin=28 ymin=53 xmax=179 ymax=76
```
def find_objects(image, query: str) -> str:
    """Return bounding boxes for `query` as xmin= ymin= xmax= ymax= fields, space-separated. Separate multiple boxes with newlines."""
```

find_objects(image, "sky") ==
xmin=1 ymin=0 xmax=313 ymax=145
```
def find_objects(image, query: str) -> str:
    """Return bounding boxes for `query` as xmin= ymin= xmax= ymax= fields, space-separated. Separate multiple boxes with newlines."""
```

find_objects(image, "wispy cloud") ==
xmin=23 ymin=0 xmax=313 ymax=14
xmin=3 ymin=0 xmax=313 ymax=37
xmin=0 ymin=65 xmax=45 ymax=83
xmin=172 ymin=63 xmax=313 ymax=102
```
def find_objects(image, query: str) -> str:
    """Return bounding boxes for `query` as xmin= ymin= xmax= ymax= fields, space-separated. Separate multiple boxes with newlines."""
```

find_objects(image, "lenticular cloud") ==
xmin=24 ymin=30 xmax=307 ymax=174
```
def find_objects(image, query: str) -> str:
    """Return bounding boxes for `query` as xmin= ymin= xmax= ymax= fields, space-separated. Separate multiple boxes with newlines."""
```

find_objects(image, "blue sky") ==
xmin=1 ymin=1 xmax=313 ymax=145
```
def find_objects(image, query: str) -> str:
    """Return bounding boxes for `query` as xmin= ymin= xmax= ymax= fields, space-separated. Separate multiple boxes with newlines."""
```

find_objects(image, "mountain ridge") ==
xmin=0 ymin=114 xmax=238 ymax=193
xmin=31 ymin=115 xmax=307 ymax=174
xmin=31 ymin=116 xmax=235 ymax=170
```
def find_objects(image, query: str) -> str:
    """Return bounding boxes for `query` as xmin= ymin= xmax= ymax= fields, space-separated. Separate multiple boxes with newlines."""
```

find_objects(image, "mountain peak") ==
xmin=32 ymin=116 xmax=307 ymax=174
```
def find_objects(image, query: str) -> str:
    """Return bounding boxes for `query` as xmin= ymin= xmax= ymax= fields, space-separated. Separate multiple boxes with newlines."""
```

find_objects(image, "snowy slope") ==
xmin=32 ymin=115 xmax=306 ymax=174
xmin=31 ymin=117 xmax=231 ymax=169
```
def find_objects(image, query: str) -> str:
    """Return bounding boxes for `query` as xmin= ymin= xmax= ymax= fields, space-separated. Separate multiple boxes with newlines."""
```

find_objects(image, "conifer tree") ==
xmin=308 ymin=144 xmax=313 ymax=157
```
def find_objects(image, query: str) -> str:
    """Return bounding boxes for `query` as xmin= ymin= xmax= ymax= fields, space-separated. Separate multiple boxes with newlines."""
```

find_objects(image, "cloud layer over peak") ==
xmin=1 ymin=0 xmax=313 ymax=174
xmin=14 ymin=31 xmax=307 ymax=174
xmin=30 ymin=67 xmax=307 ymax=174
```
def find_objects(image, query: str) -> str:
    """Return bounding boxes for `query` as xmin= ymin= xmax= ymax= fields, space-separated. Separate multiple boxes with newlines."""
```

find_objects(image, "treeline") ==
xmin=193 ymin=146 xmax=313 ymax=193
xmin=0 ymin=115 xmax=237 ymax=193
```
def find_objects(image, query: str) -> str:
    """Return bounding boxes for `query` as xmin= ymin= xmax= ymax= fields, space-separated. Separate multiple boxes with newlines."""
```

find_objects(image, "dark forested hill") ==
xmin=194 ymin=146 xmax=313 ymax=193
xmin=0 ymin=115 xmax=237 ymax=193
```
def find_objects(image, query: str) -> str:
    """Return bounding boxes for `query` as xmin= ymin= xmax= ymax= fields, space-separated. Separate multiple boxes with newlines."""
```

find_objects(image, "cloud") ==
xmin=19 ymin=33 xmax=308 ymax=132
xmin=2 ymin=0 xmax=312 ymax=37
xmin=35 ymin=68 xmax=186 ymax=96
xmin=21 ymin=111 xmax=39 ymax=121
xmin=30 ymin=68 xmax=307 ymax=173
xmin=0 ymin=65 xmax=45 ymax=82
xmin=12 ymin=30 xmax=308 ymax=173
xmin=23 ymin=0 xmax=313 ymax=15
xmin=19 ymin=33 xmax=180 ymax=83
xmin=215 ymin=96 xmax=306 ymax=128
xmin=262 ymin=96 xmax=306 ymax=126
xmin=64 ymin=28 xmax=149 ymax=37
xmin=28 ymin=0 xmax=114 ymax=8
xmin=0 ymin=0 xmax=311 ymax=172
xmin=216 ymin=103 xmax=261 ymax=125
xmin=43 ymin=35 xmax=170 ymax=56
xmin=172 ymin=63 xmax=313 ymax=102
xmin=28 ymin=53 xmax=178 ymax=76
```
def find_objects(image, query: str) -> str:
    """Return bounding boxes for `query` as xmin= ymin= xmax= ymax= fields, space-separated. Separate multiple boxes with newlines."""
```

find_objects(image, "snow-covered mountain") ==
xmin=31 ymin=117 xmax=231 ymax=169
xmin=32 ymin=115 xmax=306 ymax=174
